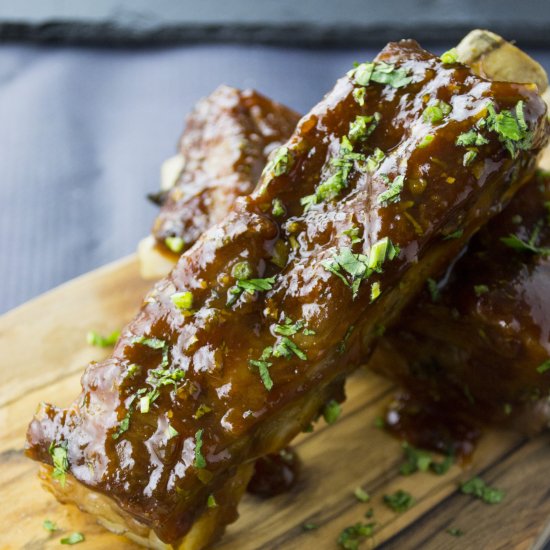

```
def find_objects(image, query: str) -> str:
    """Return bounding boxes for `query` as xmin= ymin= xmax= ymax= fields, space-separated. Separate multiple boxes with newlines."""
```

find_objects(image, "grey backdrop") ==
xmin=1 ymin=43 xmax=549 ymax=313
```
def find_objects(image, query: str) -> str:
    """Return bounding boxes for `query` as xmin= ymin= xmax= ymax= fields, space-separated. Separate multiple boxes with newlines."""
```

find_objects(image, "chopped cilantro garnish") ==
xmin=536 ymin=359 xmax=550 ymax=374
xmin=383 ymin=489 xmax=415 ymax=512
xmin=343 ymin=225 xmax=362 ymax=244
xmin=443 ymin=229 xmax=463 ymax=240
xmin=338 ymin=522 xmax=376 ymax=549
xmin=474 ymin=284 xmax=489 ymax=296
xmin=302 ymin=522 xmax=319 ymax=531
xmin=207 ymin=494 xmax=217 ymax=508
xmin=460 ymin=476 xmax=504 ymax=504
xmin=354 ymin=487 xmax=370 ymax=502
xmin=366 ymin=147 xmax=386 ymax=172
xmin=60 ymin=532 xmax=85 ymax=545
xmin=49 ymin=441 xmax=69 ymax=487
xmin=165 ymin=236 xmax=185 ymax=254
xmin=501 ymin=221 xmax=550 ymax=256
xmin=368 ymin=237 xmax=399 ymax=271
xmin=440 ymin=48 xmax=458 ymax=64
xmin=370 ymin=281 xmax=381 ymax=302
xmin=131 ymin=335 xmax=166 ymax=349
xmin=194 ymin=429 xmax=207 ymax=469
xmin=274 ymin=317 xmax=305 ymax=336
xmin=427 ymin=278 xmax=440 ymax=302
xmin=273 ymin=336 xmax=307 ymax=360
xmin=351 ymin=61 xmax=413 ymax=89
xmin=377 ymin=175 xmax=404 ymax=206
xmin=486 ymin=100 xmax=532 ymax=157
xmin=112 ymin=407 xmax=133 ymax=440
xmin=348 ymin=113 xmax=381 ymax=142
xmin=231 ymin=261 xmax=253 ymax=280
xmin=323 ymin=399 xmax=341 ymax=424
xmin=193 ymin=403 xmax=213 ymax=419
xmin=166 ymin=424 xmax=179 ymax=440
xmin=463 ymin=150 xmax=478 ymax=166
xmin=400 ymin=443 xmax=454 ymax=476
xmin=271 ymin=198 xmax=285 ymax=217
xmin=456 ymin=129 xmax=489 ymax=147
xmin=352 ymin=87 xmax=366 ymax=106
xmin=263 ymin=146 xmax=293 ymax=178
xmin=418 ymin=134 xmax=434 ymax=149
xmin=446 ymin=527 xmax=464 ymax=537
xmin=228 ymin=275 xmax=276 ymax=306
xmin=423 ymin=100 xmax=452 ymax=124
xmin=86 ymin=329 xmax=120 ymax=348
xmin=43 ymin=519 xmax=58 ymax=532
xmin=374 ymin=416 xmax=385 ymax=429
xmin=249 ymin=358 xmax=273 ymax=390
xmin=171 ymin=291 xmax=193 ymax=311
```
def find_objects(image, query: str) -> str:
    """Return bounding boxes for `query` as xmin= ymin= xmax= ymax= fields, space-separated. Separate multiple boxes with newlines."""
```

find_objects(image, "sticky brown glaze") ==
xmin=26 ymin=40 xmax=548 ymax=546
xmin=371 ymin=171 xmax=550 ymax=447
xmin=247 ymin=447 xmax=300 ymax=497
xmin=152 ymin=85 xmax=300 ymax=255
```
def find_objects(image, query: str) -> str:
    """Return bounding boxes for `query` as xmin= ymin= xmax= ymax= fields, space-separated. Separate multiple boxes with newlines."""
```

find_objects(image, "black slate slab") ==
xmin=0 ymin=0 xmax=550 ymax=46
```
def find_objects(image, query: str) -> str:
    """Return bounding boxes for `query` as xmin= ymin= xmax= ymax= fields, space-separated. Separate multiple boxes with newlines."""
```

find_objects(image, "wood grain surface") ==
xmin=1 ymin=255 xmax=549 ymax=549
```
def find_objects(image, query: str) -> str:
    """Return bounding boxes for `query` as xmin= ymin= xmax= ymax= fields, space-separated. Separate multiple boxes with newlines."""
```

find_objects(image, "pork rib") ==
xmin=26 ymin=39 xmax=548 ymax=548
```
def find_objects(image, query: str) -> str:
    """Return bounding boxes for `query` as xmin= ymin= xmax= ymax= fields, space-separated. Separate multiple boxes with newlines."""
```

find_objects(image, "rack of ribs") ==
xmin=26 ymin=38 xmax=549 ymax=549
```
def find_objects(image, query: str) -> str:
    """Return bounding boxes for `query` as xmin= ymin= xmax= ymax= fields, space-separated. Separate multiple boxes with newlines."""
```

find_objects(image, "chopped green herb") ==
xmin=486 ymin=100 xmax=532 ymax=157
xmin=249 ymin=358 xmax=273 ymax=390
xmin=112 ymin=408 xmax=133 ymax=440
xmin=418 ymin=134 xmax=434 ymax=148
xmin=165 ymin=236 xmax=185 ymax=254
xmin=171 ymin=291 xmax=193 ymax=311
xmin=446 ymin=527 xmax=464 ymax=537
xmin=338 ymin=522 xmax=376 ymax=550
xmin=166 ymin=424 xmax=179 ymax=440
xmin=302 ymin=522 xmax=319 ymax=531
xmin=342 ymin=225 xmax=362 ymax=244
xmin=207 ymin=494 xmax=217 ymax=508
xmin=352 ymin=87 xmax=366 ymax=106
xmin=86 ymin=329 xmax=120 ymax=348
xmin=374 ymin=416 xmax=385 ymax=429
xmin=504 ymin=403 xmax=513 ymax=415
xmin=474 ymin=284 xmax=489 ymax=296
xmin=131 ymin=336 xmax=166 ymax=349
xmin=272 ymin=198 xmax=285 ymax=217
xmin=463 ymin=150 xmax=478 ymax=166
xmin=60 ymin=532 xmax=85 ymax=545
xmin=400 ymin=443 xmax=454 ymax=476
xmin=443 ymin=229 xmax=463 ymax=240
xmin=440 ymin=48 xmax=459 ymax=64
xmin=377 ymin=175 xmax=404 ymax=206
xmin=501 ymin=221 xmax=550 ymax=256
xmin=536 ymin=359 xmax=550 ymax=374
xmin=366 ymin=147 xmax=386 ymax=172
xmin=427 ymin=278 xmax=440 ymax=302
xmin=273 ymin=336 xmax=307 ymax=360
xmin=383 ymin=489 xmax=415 ymax=512
xmin=368 ymin=237 xmax=400 ymax=271
xmin=460 ymin=476 xmax=504 ymax=504
xmin=348 ymin=113 xmax=381 ymax=142
xmin=43 ymin=519 xmax=57 ymax=532
xmin=370 ymin=281 xmax=381 ymax=302
xmin=140 ymin=395 xmax=151 ymax=413
xmin=323 ymin=399 xmax=341 ymax=424
xmin=456 ymin=129 xmax=489 ymax=147
xmin=273 ymin=317 xmax=305 ymax=336
xmin=194 ymin=429 xmax=207 ymax=469
xmin=423 ymin=100 xmax=452 ymax=124
xmin=354 ymin=487 xmax=370 ymax=502
xmin=238 ymin=276 xmax=276 ymax=294
xmin=49 ymin=442 xmax=69 ymax=487
xmin=351 ymin=61 xmax=413 ymax=89
xmin=263 ymin=146 xmax=293 ymax=177
xmin=193 ymin=404 xmax=213 ymax=419
xmin=231 ymin=261 xmax=253 ymax=280
xmin=337 ymin=325 xmax=355 ymax=354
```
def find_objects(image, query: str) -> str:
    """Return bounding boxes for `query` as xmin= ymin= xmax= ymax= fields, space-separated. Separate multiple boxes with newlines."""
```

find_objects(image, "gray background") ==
xmin=1 ymin=42 xmax=549 ymax=313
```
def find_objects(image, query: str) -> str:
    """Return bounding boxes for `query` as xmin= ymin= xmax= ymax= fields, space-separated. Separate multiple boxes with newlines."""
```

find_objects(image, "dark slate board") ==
xmin=1 ymin=0 xmax=550 ymax=46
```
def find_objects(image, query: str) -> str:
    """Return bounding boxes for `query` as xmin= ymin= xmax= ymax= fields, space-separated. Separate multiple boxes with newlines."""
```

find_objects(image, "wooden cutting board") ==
xmin=1 ymin=255 xmax=550 ymax=550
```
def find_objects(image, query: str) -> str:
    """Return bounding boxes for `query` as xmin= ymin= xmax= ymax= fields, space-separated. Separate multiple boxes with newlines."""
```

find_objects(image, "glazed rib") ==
xmin=370 ymin=170 xmax=550 ymax=445
xmin=26 ymin=39 xmax=548 ymax=549
xmin=139 ymin=85 xmax=299 ymax=279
